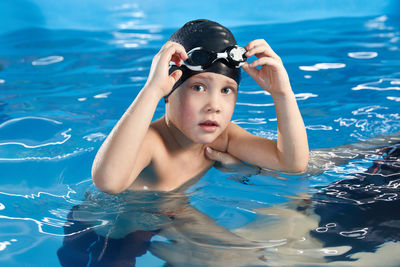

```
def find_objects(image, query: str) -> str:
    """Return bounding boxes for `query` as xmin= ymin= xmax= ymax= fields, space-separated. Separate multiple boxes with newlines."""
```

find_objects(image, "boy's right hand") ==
xmin=144 ymin=41 xmax=188 ymax=97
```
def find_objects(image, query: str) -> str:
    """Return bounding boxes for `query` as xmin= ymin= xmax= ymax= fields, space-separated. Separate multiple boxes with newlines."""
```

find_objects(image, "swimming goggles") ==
xmin=170 ymin=45 xmax=247 ymax=71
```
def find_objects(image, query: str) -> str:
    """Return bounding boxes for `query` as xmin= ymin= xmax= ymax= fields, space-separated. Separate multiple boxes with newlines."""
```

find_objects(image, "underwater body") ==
xmin=1 ymin=1 xmax=400 ymax=266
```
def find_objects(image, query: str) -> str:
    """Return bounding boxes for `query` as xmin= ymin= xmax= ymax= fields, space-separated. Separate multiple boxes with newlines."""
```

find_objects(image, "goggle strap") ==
xmin=169 ymin=61 xmax=203 ymax=72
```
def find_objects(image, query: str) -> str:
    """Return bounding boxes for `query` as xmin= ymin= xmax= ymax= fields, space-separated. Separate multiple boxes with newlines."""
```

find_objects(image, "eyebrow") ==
xmin=225 ymin=81 xmax=238 ymax=89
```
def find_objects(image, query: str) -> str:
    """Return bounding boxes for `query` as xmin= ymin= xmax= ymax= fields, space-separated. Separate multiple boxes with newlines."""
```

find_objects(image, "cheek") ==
xmin=177 ymin=95 xmax=200 ymax=125
xmin=223 ymin=98 xmax=236 ymax=121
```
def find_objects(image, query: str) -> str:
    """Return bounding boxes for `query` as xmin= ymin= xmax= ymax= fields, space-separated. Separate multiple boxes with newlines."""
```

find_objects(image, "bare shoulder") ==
xmin=147 ymin=120 xmax=164 ymax=141
xmin=130 ymin=119 xmax=167 ymax=173
xmin=148 ymin=118 xmax=169 ymax=146
xmin=144 ymin=118 xmax=172 ymax=161
xmin=143 ymin=119 xmax=168 ymax=155
xmin=125 ymin=118 xmax=168 ymax=189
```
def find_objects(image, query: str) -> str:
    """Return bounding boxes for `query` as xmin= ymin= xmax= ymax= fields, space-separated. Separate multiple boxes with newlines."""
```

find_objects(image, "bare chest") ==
xmin=129 ymin=151 xmax=214 ymax=191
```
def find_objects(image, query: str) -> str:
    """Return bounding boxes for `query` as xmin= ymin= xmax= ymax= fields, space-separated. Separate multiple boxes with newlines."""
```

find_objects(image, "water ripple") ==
xmin=365 ymin=15 xmax=393 ymax=31
xmin=340 ymin=228 xmax=369 ymax=239
xmin=238 ymin=90 xmax=269 ymax=95
xmin=0 ymin=117 xmax=70 ymax=148
xmin=306 ymin=125 xmax=333 ymax=131
xmin=83 ymin=132 xmax=106 ymax=142
xmin=352 ymin=78 xmax=400 ymax=91
xmin=299 ymin=63 xmax=346 ymax=71
xmin=32 ymin=56 xmax=64 ymax=66
xmin=348 ymin=52 xmax=378 ymax=59
xmin=93 ymin=92 xmax=112 ymax=99
xmin=351 ymin=105 xmax=389 ymax=116
xmin=232 ymin=118 xmax=267 ymax=125
xmin=0 ymin=147 xmax=93 ymax=162
xmin=236 ymin=102 xmax=274 ymax=107
xmin=295 ymin=93 xmax=318 ymax=100
xmin=0 ymin=239 xmax=17 ymax=251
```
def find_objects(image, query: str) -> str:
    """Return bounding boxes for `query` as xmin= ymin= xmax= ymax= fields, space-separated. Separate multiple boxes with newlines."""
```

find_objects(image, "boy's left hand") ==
xmin=243 ymin=39 xmax=292 ymax=96
xmin=205 ymin=147 xmax=260 ymax=175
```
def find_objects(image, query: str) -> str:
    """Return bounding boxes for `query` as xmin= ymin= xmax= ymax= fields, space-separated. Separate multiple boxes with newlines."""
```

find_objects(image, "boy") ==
xmin=92 ymin=19 xmax=309 ymax=194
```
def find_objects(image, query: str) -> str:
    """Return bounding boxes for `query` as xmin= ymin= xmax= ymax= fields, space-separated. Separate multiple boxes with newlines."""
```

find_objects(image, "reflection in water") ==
xmin=58 ymin=205 xmax=158 ymax=266
xmin=57 ymin=191 xmax=272 ymax=266
xmin=0 ymin=135 xmax=398 ymax=265
xmin=55 ymin=134 xmax=400 ymax=266
xmin=310 ymin=141 xmax=400 ymax=262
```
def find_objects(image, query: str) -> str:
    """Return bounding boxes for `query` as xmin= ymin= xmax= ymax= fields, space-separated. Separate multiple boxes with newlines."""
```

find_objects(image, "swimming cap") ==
xmin=166 ymin=19 xmax=241 ymax=99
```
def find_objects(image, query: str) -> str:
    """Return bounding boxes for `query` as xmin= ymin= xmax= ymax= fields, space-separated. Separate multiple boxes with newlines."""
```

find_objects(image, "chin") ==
xmin=193 ymin=135 xmax=217 ymax=145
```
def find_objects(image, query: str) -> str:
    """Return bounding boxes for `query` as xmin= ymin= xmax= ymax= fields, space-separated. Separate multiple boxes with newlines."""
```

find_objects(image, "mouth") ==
xmin=199 ymin=120 xmax=219 ymax=132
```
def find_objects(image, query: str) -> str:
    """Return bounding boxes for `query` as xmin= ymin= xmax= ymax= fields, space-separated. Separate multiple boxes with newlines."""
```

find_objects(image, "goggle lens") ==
xmin=186 ymin=49 xmax=213 ymax=67
xmin=170 ymin=45 xmax=246 ymax=72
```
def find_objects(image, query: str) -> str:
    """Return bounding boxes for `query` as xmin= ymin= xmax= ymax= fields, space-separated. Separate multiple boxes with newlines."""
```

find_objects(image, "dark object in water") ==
xmin=57 ymin=205 xmax=158 ymax=267
xmin=311 ymin=143 xmax=400 ymax=261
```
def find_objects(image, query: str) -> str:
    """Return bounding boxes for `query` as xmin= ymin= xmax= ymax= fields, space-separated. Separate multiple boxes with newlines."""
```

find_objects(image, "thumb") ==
xmin=169 ymin=69 xmax=182 ymax=85
xmin=242 ymin=62 xmax=258 ymax=79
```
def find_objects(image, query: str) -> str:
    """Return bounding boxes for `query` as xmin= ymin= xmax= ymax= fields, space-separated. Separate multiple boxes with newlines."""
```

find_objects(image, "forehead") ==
xmin=185 ymin=72 xmax=238 ymax=87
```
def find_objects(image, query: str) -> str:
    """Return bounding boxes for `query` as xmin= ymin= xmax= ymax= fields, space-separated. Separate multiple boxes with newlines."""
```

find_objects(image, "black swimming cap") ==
xmin=166 ymin=19 xmax=241 ymax=99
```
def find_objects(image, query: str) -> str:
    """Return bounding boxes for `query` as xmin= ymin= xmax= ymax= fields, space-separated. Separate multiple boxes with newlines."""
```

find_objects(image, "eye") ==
xmin=221 ymin=87 xmax=234 ymax=94
xmin=192 ymin=84 xmax=205 ymax=92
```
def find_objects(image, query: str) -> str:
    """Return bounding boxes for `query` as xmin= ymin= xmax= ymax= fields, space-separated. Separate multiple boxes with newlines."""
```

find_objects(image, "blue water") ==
xmin=1 ymin=4 xmax=400 ymax=266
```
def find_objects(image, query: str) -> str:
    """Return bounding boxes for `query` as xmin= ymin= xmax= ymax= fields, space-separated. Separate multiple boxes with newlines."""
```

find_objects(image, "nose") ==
xmin=204 ymin=92 xmax=221 ymax=114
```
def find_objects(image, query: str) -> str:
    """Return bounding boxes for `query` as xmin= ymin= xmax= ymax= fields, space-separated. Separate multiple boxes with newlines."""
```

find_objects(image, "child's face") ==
xmin=166 ymin=72 xmax=238 ymax=144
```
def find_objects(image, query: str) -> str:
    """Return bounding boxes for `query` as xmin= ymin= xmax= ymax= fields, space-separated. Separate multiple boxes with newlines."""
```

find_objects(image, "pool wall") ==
xmin=1 ymin=0 xmax=399 ymax=35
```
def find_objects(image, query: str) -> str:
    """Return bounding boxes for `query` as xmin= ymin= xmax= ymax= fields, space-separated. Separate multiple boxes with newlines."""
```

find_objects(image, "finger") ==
xmin=242 ymin=62 xmax=260 ymax=80
xmin=245 ymin=45 xmax=268 ymax=58
xmin=159 ymin=41 xmax=175 ymax=55
xmin=170 ymin=52 xmax=187 ymax=68
xmin=205 ymin=147 xmax=224 ymax=162
xmin=249 ymin=57 xmax=279 ymax=69
xmin=159 ymin=43 xmax=188 ymax=66
xmin=168 ymin=42 xmax=188 ymax=60
xmin=249 ymin=45 xmax=280 ymax=61
xmin=245 ymin=39 xmax=266 ymax=51
xmin=167 ymin=45 xmax=187 ymax=60
xmin=246 ymin=39 xmax=279 ymax=59
xmin=171 ymin=54 xmax=183 ymax=66
xmin=246 ymin=45 xmax=280 ymax=61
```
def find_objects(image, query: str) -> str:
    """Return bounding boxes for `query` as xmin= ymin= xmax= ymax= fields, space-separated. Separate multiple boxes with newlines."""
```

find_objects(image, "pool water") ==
xmin=1 ymin=9 xmax=400 ymax=267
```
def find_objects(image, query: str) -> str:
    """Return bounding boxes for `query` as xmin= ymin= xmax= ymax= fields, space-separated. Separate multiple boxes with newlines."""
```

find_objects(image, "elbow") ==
xmin=91 ymin=169 xmax=125 ymax=195
xmin=279 ymin=154 xmax=309 ymax=173
xmin=285 ymin=163 xmax=308 ymax=173
xmin=93 ymin=181 xmax=122 ymax=195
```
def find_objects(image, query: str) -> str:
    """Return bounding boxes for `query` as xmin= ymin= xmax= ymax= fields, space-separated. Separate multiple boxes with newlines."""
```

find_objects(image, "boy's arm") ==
xmin=225 ymin=39 xmax=309 ymax=172
xmin=92 ymin=42 xmax=187 ymax=194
